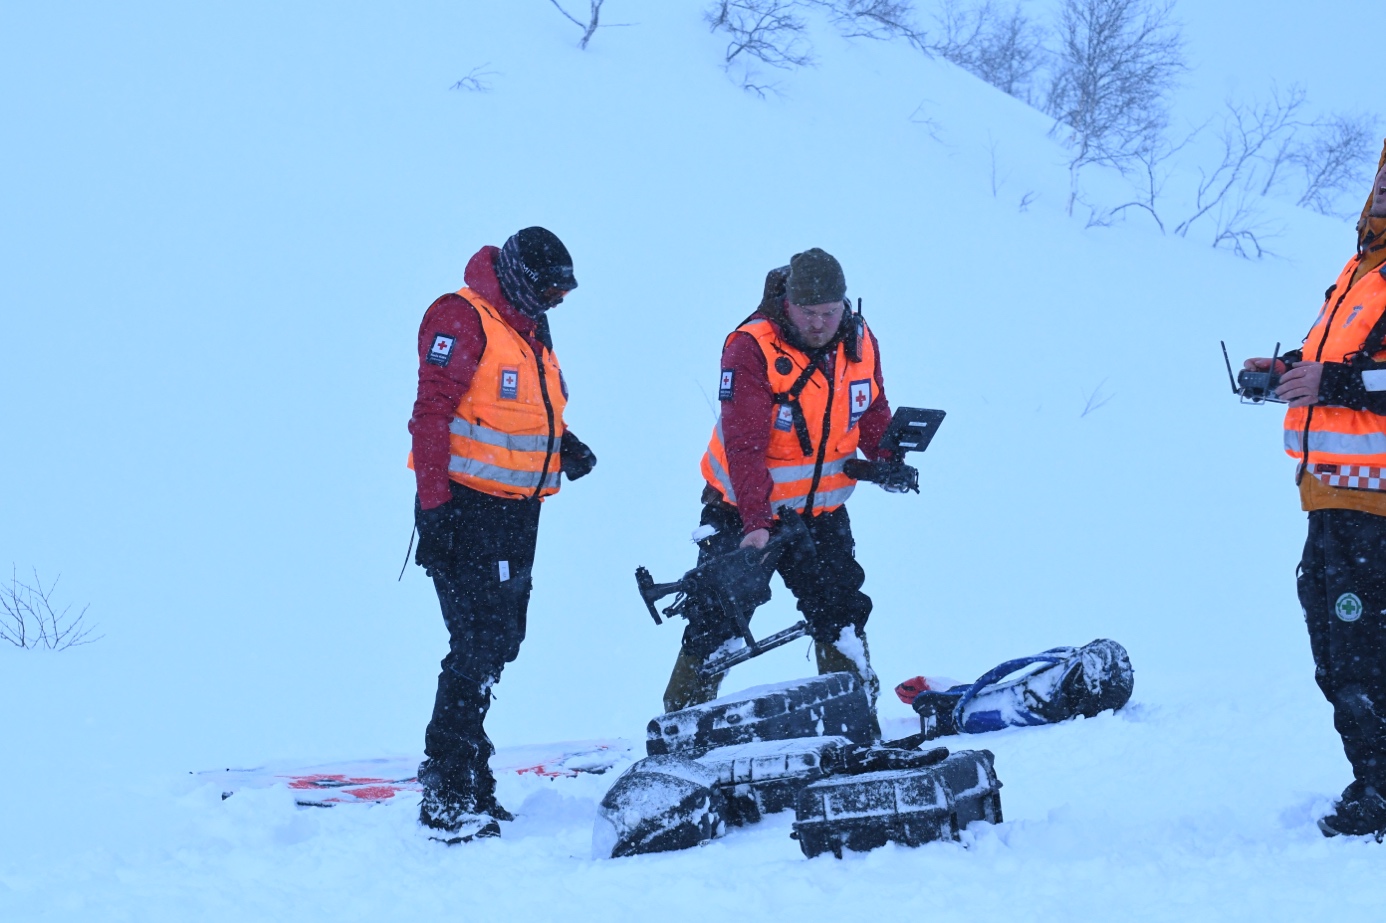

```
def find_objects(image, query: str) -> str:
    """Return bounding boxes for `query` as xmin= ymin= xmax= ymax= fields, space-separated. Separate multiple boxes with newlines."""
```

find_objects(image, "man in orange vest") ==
xmin=663 ymin=248 xmax=902 ymax=721
xmin=1245 ymin=144 xmax=1386 ymax=838
xmin=408 ymin=227 xmax=596 ymax=843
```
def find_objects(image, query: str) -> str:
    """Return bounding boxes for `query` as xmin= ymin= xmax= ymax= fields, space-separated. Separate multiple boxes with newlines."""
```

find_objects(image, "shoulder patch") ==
xmin=426 ymin=334 xmax=455 ymax=367
xmin=719 ymin=369 xmax=735 ymax=401
xmin=774 ymin=356 xmax=794 ymax=375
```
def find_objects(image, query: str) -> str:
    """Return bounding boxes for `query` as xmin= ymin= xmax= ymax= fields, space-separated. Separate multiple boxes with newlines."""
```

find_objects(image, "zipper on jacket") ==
xmin=531 ymin=346 xmax=558 ymax=501
xmin=1299 ymin=270 xmax=1358 ymax=480
xmin=803 ymin=353 xmax=834 ymax=515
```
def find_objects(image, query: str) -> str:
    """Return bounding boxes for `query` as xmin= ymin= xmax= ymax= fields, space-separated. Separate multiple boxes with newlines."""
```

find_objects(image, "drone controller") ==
xmin=1221 ymin=341 xmax=1287 ymax=404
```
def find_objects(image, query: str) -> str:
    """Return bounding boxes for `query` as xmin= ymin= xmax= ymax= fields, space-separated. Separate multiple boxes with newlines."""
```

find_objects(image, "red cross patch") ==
xmin=848 ymin=379 xmax=871 ymax=429
xmin=426 ymin=334 xmax=455 ymax=366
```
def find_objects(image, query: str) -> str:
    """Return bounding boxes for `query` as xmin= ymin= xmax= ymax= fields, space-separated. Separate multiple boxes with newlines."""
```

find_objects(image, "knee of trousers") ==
xmin=678 ymin=596 xmax=740 ymax=662
xmin=1335 ymin=684 xmax=1386 ymax=731
xmin=803 ymin=594 xmax=872 ymax=644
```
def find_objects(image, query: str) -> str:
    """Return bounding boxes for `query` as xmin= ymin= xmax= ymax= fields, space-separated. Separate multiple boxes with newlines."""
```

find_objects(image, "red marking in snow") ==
xmin=514 ymin=763 xmax=577 ymax=779
xmin=513 ymin=745 xmax=611 ymax=779
xmin=284 ymin=774 xmax=395 ymax=790
xmin=342 ymin=785 xmax=400 ymax=801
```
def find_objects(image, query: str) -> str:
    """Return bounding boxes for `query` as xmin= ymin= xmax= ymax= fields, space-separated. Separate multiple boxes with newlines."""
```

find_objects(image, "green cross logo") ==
xmin=1335 ymin=593 xmax=1364 ymax=623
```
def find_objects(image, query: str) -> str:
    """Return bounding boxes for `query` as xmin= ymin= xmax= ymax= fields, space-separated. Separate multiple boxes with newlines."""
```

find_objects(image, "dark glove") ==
xmin=560 ymin=430 xmax=597 ymax=481
xmin=414 ymin=501 xmax=456 ymax=573
xmin=843 ymin=458 xmax=919 ymax=494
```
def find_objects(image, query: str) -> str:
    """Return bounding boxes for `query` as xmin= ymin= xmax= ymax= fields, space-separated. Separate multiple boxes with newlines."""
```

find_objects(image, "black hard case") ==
xmin=791 ymin=750 xmax=1002 ymax=858
xmin=696 ymin=736 xmax=854 ymax=825
xmin=646 ymin=672 xmax=874 ymax=758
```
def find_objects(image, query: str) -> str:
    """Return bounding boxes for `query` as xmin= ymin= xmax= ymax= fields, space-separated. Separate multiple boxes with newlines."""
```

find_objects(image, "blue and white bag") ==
xmin=906 ymin=639 xmax=1134 ymax=739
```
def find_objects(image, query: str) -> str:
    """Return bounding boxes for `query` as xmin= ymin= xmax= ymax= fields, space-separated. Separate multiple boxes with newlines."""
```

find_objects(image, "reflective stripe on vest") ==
xmin=444 ymin=288 xmax=566 ymax=500
xmin=701 ymin=315 xmax=877 ymax=516
xmin=1284 ymin=428 xmax=1386 ymax=457
xmin=448 ymin=455 xmax=562 ymax=491
xmin=1284 ymin=259 xmax=1386 ymax=470
xmin=448 ymin=417 xmax=560 ymax=455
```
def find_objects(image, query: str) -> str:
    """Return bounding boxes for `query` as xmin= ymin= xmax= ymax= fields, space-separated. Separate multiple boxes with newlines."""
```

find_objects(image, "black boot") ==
xmin=472 ymin=766 xmax=514 ymax=822
xmin=418 ymin=788 xmax=501 ymax=843
xmin=417 ymin=757 xmax=503 ymax=843
xmin=1319 ymin=781 xmax=1386 ymax=839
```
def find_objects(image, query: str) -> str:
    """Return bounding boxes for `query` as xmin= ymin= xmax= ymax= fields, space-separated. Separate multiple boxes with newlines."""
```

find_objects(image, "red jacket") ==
xmin=718 ymin=314 xmax=892 ymax=533
xmin=409 ymin=246 xmax=567 ymax=510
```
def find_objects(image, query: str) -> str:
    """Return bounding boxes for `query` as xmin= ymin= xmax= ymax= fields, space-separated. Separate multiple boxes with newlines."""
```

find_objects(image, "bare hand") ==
xmin=739 ymin=529 xmax=770 ymax=550
xmin=1243 ymin=357 xmax=1289 ymax=374
xmin=1277 ymin=362 xmax=1324 ymax=407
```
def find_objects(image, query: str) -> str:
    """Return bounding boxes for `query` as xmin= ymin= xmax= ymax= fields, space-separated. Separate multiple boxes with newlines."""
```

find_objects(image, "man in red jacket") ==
xmin=663 ymin=249 xmax=898 ymax=720
xmin=409 ymin=227 xmax=595 ymax=843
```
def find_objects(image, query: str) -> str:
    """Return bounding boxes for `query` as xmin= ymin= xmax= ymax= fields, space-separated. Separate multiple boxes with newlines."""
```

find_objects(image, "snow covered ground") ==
xmin=3 ymin=2 xmax=1385 ymax=920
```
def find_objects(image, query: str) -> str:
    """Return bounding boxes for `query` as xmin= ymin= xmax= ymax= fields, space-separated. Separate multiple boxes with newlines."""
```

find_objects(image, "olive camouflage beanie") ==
xmin=786 ymin=248 xmax=846 ymax=306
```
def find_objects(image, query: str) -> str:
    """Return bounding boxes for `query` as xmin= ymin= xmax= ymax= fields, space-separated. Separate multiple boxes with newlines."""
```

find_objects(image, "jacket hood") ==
xmin=462 ymin=245 xmax=539 ymax=339
xmin=1357 ymin=138 xmax=1386 ymax=261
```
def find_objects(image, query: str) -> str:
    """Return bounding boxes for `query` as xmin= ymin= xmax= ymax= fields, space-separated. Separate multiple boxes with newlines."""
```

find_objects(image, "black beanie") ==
xmin=496 ymin=227 xmax=577 ymax=317
xmin=504 ymin=227 xmax=577 ymax=291
xmin=786 ymin=248 xmax=846 ymax=306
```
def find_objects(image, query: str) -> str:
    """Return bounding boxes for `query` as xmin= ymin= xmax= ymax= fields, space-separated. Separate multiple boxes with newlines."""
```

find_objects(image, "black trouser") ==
xmin=679 ymin=499 xmax=872 ymax=662
xmin=417 ymin=482 xmax=540 ymax=811
xmin=1299 ymin=508 xmax=1386 ymax=790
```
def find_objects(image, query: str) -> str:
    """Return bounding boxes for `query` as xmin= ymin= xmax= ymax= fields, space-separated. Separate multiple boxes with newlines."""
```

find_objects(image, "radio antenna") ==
xmin=1220 ymin=341 xmax=1238 ymax=394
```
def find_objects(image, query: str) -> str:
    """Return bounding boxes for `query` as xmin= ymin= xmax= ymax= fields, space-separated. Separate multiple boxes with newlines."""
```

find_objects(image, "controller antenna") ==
xmin=1220 ymin=341 xmax=1239 ymax=394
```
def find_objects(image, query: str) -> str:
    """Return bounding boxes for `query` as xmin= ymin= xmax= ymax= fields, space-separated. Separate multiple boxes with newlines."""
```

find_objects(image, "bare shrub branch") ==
xmin=1211 ymin=195 xmax=1280 ymax=259
xmin=547 ymin=0 xmax=633 ymax=50
xmin=1080 ymin=378 xmax=1114 ymax=417
xmin=706 ymin=0 xmax=815 ymax=68
xmin=1045 ymin=0 xmax=1186 ymax=214
xmin=1 ymin=568 xmax=101 ymax=651
xmin=806 ymin=0 xmax=930 ymax=49
xmin=931 ymin=0 xmax=1046 ymax=101
xmin=1293 ymin=113 xmax=1381 ymax=218
xmin=1171 ymin=87 xmax=1305 ymax=246
xmin=450 ymin=64 xmax=499 ymax=93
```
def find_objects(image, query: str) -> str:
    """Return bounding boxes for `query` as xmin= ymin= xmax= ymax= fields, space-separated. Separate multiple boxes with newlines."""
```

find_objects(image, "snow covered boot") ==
xmin=418 ymin=789 xmax=502 ymax=844
xmin=471 ymin=778 xmax=513 ymax=823
xmin=663 ymin=649 xmax=724 ymax=714
xmin=1319 ymin=781 xmax=1386 ymax=839
xmin=817 ymin=627 xmax=881 ymax=739
xmin=417 ymin=757 xmax=504 ymax=841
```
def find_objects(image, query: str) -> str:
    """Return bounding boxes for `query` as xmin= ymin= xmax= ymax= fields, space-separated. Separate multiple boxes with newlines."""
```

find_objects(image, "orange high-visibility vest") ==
xmin=701 ymin=316 xmax=878 ymax=516
xmin=413 ymin=287 xmax=566 ymax=501
xmin=1284 ymin=259 xmax=1386 ymax=473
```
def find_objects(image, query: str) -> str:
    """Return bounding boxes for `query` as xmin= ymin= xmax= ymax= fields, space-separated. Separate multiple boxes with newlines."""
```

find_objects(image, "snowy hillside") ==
xmin=3 ymin=2 xmax=1385 ymax=920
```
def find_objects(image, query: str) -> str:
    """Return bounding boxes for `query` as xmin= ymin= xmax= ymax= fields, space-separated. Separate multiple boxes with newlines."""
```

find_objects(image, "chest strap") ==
xmin=772 ymin=358 xmax=821 ymax=457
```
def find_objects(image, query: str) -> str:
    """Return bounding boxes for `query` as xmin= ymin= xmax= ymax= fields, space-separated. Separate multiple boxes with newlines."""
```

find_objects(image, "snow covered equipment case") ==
xmin=592 ymin=755 xmax=727 ymax=859
xmin=647 ymin=672 xmax=874 ymax=758
xmin=791 ymin=749 xmax=1001 ymax=859
xmin=697 ymin=737 xmax=852 ymax=825
xmin=635 ymin=513 xmax=816 ymax=677
xmin=907 ymin=639 xmax=1134 ymax=740
xmin=930 ymin=749 xmax=1004 ymax=829
xmin=697 ymin=737 xmax=953 ymax=826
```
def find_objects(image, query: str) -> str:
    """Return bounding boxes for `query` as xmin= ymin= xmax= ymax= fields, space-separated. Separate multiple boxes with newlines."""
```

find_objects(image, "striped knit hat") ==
xmin=496 ymin=227 xmax=577 ymax=317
